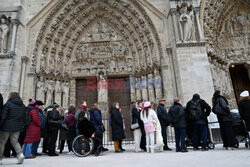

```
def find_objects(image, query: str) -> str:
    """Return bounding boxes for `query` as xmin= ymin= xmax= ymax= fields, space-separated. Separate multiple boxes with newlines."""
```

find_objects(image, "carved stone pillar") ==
xmin=55 ymin=81 xmax=62 ymax=106
xmin=141 ymin=76 xmax=148 ymax=101
xmin=69 ymin=79 xmax=76 ymax=107
xmin=154 ymin=69 xmax=162 ymax=101
xmin=147 ymin=73 xmax=155 ymax=102
xmin=136 ymin=77 xmax=142 ymax=101
xmin=19 ymin=56 xmax=29 ymax=98
xmin=129 ymin=76 xmax=136 ymax=102
xmin=10 ymin=14 xmax=19 ymax=52
xmin=97 ymin=75 xmax=108 ymax=119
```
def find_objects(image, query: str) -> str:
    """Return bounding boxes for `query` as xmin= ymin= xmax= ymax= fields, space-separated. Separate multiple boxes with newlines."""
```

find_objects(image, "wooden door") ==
xmin=108 ymin=77 xmax=132 ymax=140
xmin=229 ymin=65 xmax=250 ymax=104
xmin=75 ymin=78 xmax=98 ymax=109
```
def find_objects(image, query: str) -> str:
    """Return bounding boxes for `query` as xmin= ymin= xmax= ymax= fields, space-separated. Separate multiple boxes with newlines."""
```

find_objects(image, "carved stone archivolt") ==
xmin=32 ymin=0 xmax=163 ymax=78
xmin=202 ymin=0 xmax=250 ymax=108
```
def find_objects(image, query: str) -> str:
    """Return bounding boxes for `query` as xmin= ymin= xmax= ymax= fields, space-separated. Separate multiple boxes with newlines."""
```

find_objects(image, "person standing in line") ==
xmin=64 ymin=106 xmax=77 ymax=155
xmin=31 ymin=100 xmax=46 ymax=156
xmin=23 ymin=100 xmax=41 ymax=159
xmin=157 ymin=99 xmax=172 ymax=151
xmin=138 ymin=102 xmax=147 ymax=151
xmin=186 ymin=94 xmax=211 ymax=151
xmin=169 ymin=98 xmax=188 ymax=153
xmin=0 ymin=92 xmax=26 ymax=165
xmin=59 ymin=111 xmax=70 ymax=154
xmin=90 ymin=103 xmax=109 ymax=152
xmin=238 ymin=91 xmax=250 ymax=137
xmin=131 ymin=102 xmax=145 ymax=152
xmin=42 ymin=105 xmax=53 ymax=154
xmin=212 ymin=90 xmax=235 ymax=150
xmin=47 ymin=104 xmax=62 ymax=156
xmin=75 ymin=101 xmax=90 ymax=121
xmin=140 ymin=102 xmax=159 ymax=153
xmin=110 ymin=103 xmax=125 ymax=153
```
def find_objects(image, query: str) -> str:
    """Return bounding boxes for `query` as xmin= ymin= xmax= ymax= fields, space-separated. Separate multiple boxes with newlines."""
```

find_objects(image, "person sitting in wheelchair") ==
xmin=77 ymin=112 xmax=102 ymax=156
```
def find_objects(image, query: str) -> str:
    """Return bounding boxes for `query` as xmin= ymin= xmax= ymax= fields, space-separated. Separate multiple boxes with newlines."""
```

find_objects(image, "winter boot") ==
xmin=17 ymin=152 xmax=25 ymax=164
xmin=150 ymin=146 xmax=155 ymax=153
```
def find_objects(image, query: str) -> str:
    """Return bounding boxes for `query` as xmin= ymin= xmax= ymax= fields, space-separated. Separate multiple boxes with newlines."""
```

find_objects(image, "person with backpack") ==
xmin=169 ymin=98 xmax=188 ymax=152
xmin=31 ymin=100 xmax=45 ymax=156
xmin=0 ymin=92 xmax=26 ymax=165
xmin=157 ymin=98 xmax=172 ymax=151
xmin=186 ymin=94 xmax=211 ymax=151
xmin=212 ymin=90 xmax=235 ymax=150
xmin=23 ymin=99 xmax=41 ymax=159
xmin=47 ymin=104 xmax=62 ymax=156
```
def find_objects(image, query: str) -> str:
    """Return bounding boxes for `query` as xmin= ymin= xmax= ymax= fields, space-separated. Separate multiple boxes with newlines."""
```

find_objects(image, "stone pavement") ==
xmin=1 ymin=144 xmax=250 ymax=167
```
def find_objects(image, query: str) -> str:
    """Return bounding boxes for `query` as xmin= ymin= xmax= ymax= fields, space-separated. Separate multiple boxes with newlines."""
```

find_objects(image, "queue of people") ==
xmin=0 ymin=89 xmax=249 ymax=165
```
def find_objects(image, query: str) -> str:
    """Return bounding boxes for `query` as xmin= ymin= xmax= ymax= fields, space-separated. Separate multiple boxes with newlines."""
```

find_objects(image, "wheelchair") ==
xmin=72 ymin=135 xmax=102 ymax=157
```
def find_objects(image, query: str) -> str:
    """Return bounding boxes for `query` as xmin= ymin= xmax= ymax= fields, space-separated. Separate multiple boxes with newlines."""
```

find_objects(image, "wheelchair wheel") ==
xmin=207 ymin=142 xmax=215 ymax=149
xmin=72 ymin=135 xmax=95 ymax=157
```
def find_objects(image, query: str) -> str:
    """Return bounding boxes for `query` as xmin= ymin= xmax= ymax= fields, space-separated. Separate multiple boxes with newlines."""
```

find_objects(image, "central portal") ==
xmin=75 ymin=77 xmax=133 ymax=140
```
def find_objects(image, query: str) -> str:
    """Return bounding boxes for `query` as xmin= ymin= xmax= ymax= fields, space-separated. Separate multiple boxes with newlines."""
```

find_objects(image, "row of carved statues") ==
xmin=36 ymin=77 xmax=70 ymax=107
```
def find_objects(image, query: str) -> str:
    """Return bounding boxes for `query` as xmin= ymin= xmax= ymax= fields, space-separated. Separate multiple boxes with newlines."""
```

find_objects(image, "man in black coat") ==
xmin=0 ymin=92 xmax=26 ymax=165
xmin=157 ymin=99 xmax=172 ymax=151
xmin=47 ymin=104 xmax=62 ymax=156
xmin=186 ymin=94 xmax=211 ymax=151
xmin=169 ymin=98 xmax=188 ymax=152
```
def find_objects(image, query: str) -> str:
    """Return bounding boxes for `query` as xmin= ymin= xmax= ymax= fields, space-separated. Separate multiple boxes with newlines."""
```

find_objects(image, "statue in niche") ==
xmin=62 ymin=82 xmax=70 ymax=107
xmin=36 ymin=77 xmax=45 ymax=101
xmin=177 ymin=3 xmax=194 ymax=41
xmin=54 ymin=80 xmax=62 ymax=106
xmin=45 ymin=80 xmax=55 ymax=106
xmin=0 ymin=15 xmax=10 ymax=53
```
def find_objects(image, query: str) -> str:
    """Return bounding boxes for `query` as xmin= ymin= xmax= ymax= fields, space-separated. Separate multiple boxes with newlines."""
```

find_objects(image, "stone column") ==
xmin=97 ymin=75 xmax=109 ymax=119
xmin=19 ymin=56 xmax=29 ymax=98
xmin=69 ymin=79 xmax=76 ymax=106
xmin=129 ymin=76 xmax=136 ymax=102
xmin=141 ymin=76 xmax=148 ymax=101
xmin=10 ymin=14 xmax=19 ymax=52
xmin=147 ymin=73 xmax=155 ymax=103
xmin=136 ymin=77 xmax=142 ymax=101
xmin=154 ymin=69 xmax=162 ymax=101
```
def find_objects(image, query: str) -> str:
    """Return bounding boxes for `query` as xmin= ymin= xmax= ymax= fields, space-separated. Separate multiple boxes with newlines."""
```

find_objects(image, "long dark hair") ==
xmin=212 ymin=90 xmax=228 ymax=106
xmin=143 ymin=107 xmax=150 ymax=118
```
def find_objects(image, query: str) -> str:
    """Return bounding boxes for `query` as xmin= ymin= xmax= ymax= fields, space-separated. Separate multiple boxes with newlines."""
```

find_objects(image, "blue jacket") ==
xmin=38 ymin=109 xmax=46 ymax=130
xmin=90 ymin=108 xmax=105 ymax=133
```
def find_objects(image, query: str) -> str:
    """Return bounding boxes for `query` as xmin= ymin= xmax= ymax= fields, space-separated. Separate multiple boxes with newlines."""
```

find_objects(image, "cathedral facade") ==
xmin=0 ymin=0 xmax=249 ymax=134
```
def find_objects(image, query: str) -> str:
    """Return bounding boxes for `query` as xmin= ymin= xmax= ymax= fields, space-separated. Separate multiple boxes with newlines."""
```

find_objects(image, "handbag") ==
xmin=131 ymin=123 xmax=139 ymax=130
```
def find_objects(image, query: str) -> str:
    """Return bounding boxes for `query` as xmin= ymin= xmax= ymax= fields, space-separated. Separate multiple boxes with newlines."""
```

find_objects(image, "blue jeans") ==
xmin=193 ymin=124 xmax=207 ymax=149
xmin=174 ymin=128 xmax=186 ymax=150
xmin=32 ymin=140 xmax=40 ymax=155
xmin=23 ymin=143 xmax=33 ymax=157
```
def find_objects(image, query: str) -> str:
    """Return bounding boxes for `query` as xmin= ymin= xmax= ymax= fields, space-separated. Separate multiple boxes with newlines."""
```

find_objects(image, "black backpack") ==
xmin=189 ymin=100 xmax=202 ymax=121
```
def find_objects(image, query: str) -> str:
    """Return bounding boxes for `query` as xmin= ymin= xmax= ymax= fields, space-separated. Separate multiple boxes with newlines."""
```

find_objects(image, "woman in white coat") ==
xmin=140 ymin=102 xmax=163 ymax=153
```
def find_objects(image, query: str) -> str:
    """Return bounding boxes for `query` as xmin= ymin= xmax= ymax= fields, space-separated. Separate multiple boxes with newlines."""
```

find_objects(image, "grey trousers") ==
xmin=0 ymin=131 xmax=22 ymax=159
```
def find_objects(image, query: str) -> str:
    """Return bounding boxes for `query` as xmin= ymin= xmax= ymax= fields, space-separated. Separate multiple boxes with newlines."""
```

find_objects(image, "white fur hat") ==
xmin=240 ymin=91 xmax=249 ymax=97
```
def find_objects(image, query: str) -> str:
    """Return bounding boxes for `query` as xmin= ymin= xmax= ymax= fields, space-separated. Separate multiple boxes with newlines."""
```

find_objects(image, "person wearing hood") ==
xmin=238 ymin=91 xmax=250 ymax=134
xmin=0 ymin=92 xmax=26 ymax=165
xmin=212 ymin=90 xmax=235 ymax=149
xmin=23 ymin=99 xmax=41 ymax=159
xmin=186 ymin=94 xmax=211 ymax=151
